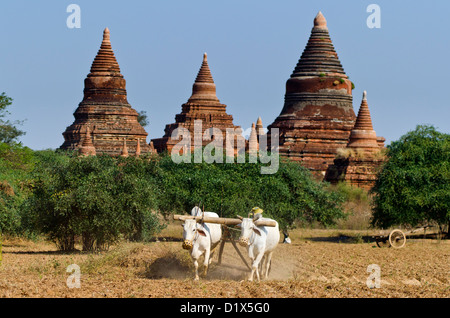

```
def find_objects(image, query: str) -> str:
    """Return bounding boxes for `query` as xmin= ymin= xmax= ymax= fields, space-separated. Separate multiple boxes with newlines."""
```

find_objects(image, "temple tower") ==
xmin=61 ymin=28 xmax=154 ymax=156
xmin=248 ymin=122 xmax=259 ymax=154
xmin=152 ymin=53 xmax=240 ymax=153
xmin=78 ymin=126 xmax=96 ymax=156
xmin=325 ymin=91 xmax=386 ymax=189
xmin=347 ymin=91 xmax=380 ymax=152
xmin=267 ymin=12 xmax=356 ymax=176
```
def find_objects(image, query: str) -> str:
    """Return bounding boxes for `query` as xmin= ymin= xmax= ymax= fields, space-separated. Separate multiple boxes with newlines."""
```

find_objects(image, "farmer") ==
xmin=249 ymin=207 xmax=263 ymax=218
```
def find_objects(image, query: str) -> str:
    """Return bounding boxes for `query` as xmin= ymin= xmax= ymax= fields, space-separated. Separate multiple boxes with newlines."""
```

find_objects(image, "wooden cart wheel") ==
xmin=389 ymin=229 xmax=406 ymax=249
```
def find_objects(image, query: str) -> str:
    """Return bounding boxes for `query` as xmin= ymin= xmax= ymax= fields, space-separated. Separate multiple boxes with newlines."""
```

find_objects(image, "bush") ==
xmin=334 ymin=182 xmax=369 ymax=203
xmin=0 ymin=142 xmax=35 ymax=235
xmin=155 ymin=153 xmax=345 ymax=230
xmin=24 ymin=152 xmax=163 ymax=251
xmin=371 ymin=125 xmax=450 ymax=230
xmin=0 ymin=92 xmax=26 ymax=144
xmin=8 ymin=148 xmax=346 ymax=248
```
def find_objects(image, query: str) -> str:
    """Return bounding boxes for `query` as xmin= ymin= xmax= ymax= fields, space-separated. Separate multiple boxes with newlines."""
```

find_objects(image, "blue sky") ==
xmin=1 ymin=0 xmax=449 ymax=150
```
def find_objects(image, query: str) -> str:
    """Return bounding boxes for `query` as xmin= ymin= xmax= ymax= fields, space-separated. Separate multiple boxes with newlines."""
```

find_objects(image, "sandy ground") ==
xmin=0 ymin=227 xmax=448 ymax=298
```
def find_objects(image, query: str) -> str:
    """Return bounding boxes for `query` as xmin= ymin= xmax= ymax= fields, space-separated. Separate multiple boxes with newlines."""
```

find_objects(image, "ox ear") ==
xmin=252 ymin=227 xmax=261 ymax=236
xmin=197 ymin=229 xmax=207 ymax=237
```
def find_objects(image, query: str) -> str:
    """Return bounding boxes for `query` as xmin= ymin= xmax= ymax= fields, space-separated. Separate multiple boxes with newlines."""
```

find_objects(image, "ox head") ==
xmin=237 ymin=214 xmax=263 ymax=247
xmin=181 ymin=219 xmax=207 ymax=250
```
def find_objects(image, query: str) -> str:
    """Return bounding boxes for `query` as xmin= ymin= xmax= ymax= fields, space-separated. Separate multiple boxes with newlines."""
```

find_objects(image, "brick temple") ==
xmin=151 ymin=53 xmax=240 ymax=154
xmin=59 ymin=14 xmax=386 ymax=189
xmin=267 ymin=12 xmax=385 ymax=183
xmin=60 ymin=28 xmax=154 ymax=156
xmin=325 ymin=91 xmax=385 ymax=189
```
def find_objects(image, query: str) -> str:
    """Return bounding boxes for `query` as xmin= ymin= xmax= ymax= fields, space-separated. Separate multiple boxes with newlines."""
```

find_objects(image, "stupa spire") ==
xmin=80 ymin=27 xmax=128 ymax=106
xmin=326 ymin=90 xmax=385 ymax=189
xmin=188 ymin=52 xmax=219 ymax=102
xmin=121 ymin=138 xmax=129 ymax=157
xmin=135 ymin=138 xmax=141 ymax=157
xmin=61 ymin=28 xmax=152 ymax=156
xmin=267 ymin=12 xmax=355 ymax=175
xmin=248 ymin=122 xmax=259 ymax=153
xmin=314 ymin=11 xmax=327 ymax=29
xmin=88 ymin=28 xmax=121 ymax=76
xmin=103 ymin=27 xmax=110 ymax=41
xmin=291 ymin=11 xmax=346 ymax=77
xmin=151 ymin=52 xmax=239 ymax=153
xmin=256 ymin=117 xmax=264 ymax=134
xmin=78 ymin=126 xmax=96 ymax=156
xmin=347 ymin=91 xmax=379 ymax=151
xmin=352 ymin=91 xmax=374 ymax=130
xmin=195 ymin=53 xmax=214 ymax=83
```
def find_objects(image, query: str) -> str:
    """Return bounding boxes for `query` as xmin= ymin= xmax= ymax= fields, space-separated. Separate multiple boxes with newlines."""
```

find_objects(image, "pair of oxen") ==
xmin=180 ymin=207 xmax=280 ymax=281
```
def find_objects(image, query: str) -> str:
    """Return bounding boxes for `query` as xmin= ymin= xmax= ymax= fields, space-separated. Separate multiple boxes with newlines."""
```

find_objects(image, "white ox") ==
xmin=181 ymin=206 xmax=222 ymax=280
xmin=238 ymin=214 xmax=280 ymax=281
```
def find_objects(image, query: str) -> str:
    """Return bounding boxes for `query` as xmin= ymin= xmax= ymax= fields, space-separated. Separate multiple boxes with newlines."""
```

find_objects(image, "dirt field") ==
xmin=0 ymin=226 xmax=448 ymax=298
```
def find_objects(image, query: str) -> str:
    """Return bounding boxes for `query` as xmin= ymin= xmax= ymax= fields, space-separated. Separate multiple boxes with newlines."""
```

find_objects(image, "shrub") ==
xmin=13 ymin=149 xmax=347 ymax=247
xmin=371 ymin=125 xmax=450 ymax=231
xmin=0 ymin=142 xmax=35 ymax=235
xmin=334 ymin=182 xmax=369 ymax=203
xmin=24 ymin=152 xmax=163 ymax=251
xmin=155 ymin=153 xmax=345 ymax=230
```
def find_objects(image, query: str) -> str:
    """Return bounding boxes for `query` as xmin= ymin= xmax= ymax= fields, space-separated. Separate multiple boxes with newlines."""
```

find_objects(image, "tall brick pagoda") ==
xmin=61 ymin=28 xmax=153 ymax=156
xmin=267 ymin=12 xmax=356 ymax=176
xmin=152 ymin=53 xmax=240 ymax=153
xmin=346 ymin=91 xmax=381 ymax=153
xmin=325 ymin=91 xmax=385 ymax=189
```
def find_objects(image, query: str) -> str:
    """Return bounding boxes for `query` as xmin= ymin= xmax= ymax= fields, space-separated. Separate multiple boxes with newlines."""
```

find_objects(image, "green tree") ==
xmin=0 ymin=93 xmax=25 ymax=144
xmin=0 ymin=142 xmax=35 ymax=236
xmin=155 ymin=152 xmax=345 ymax=230
xmin=24 ymin=152 xmax=163 ymax=251
xmin=137 ymin=110 xmax=149 ymax=128
xmin=371 ymin=125 xmax=450 ymax=233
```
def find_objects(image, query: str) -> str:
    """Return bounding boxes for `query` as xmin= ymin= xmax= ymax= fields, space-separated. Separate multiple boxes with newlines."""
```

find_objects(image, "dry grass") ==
xmin=0 ymin=180 xmax=15 ymax=196
xmin=337 ymin=199 xmax=372 ymax=230
xmin=335 ymin=148 xmax=387 ymax=161
xmin=0 ymin=226 xmax=448 ymax=298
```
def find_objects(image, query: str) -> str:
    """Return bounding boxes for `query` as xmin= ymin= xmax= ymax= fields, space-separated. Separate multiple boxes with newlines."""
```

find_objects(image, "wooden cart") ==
xmin=373 ymin=225 xmax=435 ymax=248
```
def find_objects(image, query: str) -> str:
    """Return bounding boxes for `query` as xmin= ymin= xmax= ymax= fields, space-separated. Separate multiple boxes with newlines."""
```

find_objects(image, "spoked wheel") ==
xmin=389 ymin=229 xmax=406 ymax=249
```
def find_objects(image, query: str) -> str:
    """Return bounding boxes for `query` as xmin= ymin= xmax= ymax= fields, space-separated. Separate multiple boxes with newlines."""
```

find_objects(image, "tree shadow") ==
xmin=305 ymin=232 xmax=447 ymax=244
xmin=306 ymin=235 xmax=376 ymax=244
xmin=3 ymin=249 xmax=84 ymax=255
xmin=148 ymin=237 xmax=183 ymax=242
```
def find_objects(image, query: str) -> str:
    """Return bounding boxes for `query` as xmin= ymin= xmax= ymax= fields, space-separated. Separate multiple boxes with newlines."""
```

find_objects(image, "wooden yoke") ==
xmin=173 ymin=214 xmax=277 ymax=227
xmin=173 ymin=214 xmax=242 ymax=226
